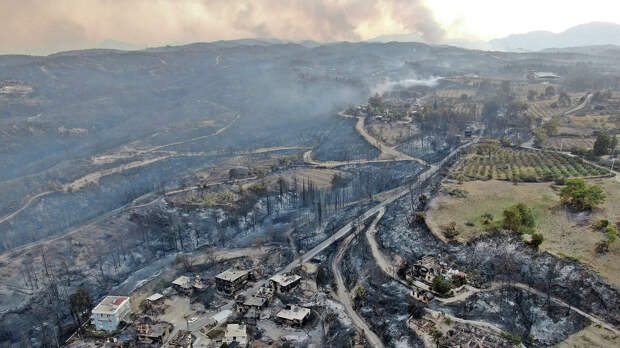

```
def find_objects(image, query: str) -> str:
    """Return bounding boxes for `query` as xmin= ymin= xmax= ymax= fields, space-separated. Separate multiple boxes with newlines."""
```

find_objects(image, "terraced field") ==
xmin=453 ymin=148 xmax=609 ymax=182
xmin=436 ymin=89 xmax=476 ymax=99
xmin=527 ymin=101 xmax=562 ymax=119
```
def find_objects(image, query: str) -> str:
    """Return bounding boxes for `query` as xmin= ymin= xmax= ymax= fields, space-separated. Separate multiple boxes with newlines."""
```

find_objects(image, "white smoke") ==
xmin=372 ymin=76 xmax=442 ymax=95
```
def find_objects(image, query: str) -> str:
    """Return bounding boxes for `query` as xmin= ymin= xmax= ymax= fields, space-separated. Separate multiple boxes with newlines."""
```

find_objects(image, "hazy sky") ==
xmin=1 ymin=0 xmax=619 ymax=55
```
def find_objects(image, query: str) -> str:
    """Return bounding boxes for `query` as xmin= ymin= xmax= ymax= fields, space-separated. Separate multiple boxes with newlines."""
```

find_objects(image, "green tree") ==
xmin=503 ymin=206 xmax=522 ymax=232
xmin=593 ymin=132 xmax=612 ymax=156
xmin=432 ymin=276 xmax=451 ymax=295
xmin=515 ymin=203 xmax=535 ymax=229
xmin=559 ymin=178 xmax=606 ymax=210
xmin=502 ymin=203 xmax=535 ymax=233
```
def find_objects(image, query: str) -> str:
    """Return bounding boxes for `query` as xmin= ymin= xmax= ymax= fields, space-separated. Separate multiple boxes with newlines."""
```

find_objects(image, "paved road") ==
xmin=332 ymin=212 xmax=386 ymax=348
xmin=565 ymin=93 xmax=592 ymax=116
xmin=280 ymin=138 xmax=477 ymax=276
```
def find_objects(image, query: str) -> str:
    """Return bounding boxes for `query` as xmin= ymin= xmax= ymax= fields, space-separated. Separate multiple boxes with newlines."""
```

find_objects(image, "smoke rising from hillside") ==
xmin=0 ymin=0 xmax=445 ymax=55
xmin=372 ymin=77 xmax=441 ymax=95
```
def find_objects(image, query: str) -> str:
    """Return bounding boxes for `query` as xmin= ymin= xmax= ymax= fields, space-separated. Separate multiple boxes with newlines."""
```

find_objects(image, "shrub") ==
xmin=596 ymin=240 xmax=610 ymax=253
xmin=606 ymin=225 xmax=618 ymax=243
xmin=529 ymin=233 xmax=544 ymax=249
xmin=519 ymin=173 xmax=538 ymax=182
xmin=593 ymin=219 xmax=610 ymax=230
xmin=443 ymin=222 xmax=459 ymax=239
xmin=415 ymin=212 xmax=426 ymax=223
xmin=481 ymin=213 xmax=493 ymax=225
xmin=554 ymin=176 xmax=566 ymax=185
xmin=503 ymin=203 xmax=535 ymax=234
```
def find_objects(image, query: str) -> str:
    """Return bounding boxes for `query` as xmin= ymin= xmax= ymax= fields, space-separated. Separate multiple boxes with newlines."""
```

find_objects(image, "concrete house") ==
xmin=408 ymin=256 xmax=444 ymax=284
xmin=276 ymin=305 xmax=311 ymax=327
xmin=225 ymin=323 xmax=248 ymax=347
xmin=269 ymin=273 xmax=301 ymax=293
xmin=91 ymin=296 xmax=131 ymax=331
xmin=215 ymin=268 xmax=249 ymax=295
xmin=172 ymin=275 xmax=205 ymax=295
xmin=238 ymin=296 xmax=268 ymax=313
xmin=137 ymin=323 xmax=170 ymax=345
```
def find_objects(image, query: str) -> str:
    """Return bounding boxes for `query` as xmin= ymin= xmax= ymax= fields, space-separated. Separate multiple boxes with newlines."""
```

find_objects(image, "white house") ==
xmin=225 ymin=323 xmax=248 ymax=347
xmin=91 ymin=296 xmax=131 ymax=331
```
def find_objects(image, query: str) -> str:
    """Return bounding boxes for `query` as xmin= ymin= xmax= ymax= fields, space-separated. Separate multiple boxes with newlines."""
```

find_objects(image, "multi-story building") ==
xmin=215 ymin=268 xmax=249 ymax=295
xmin=225 ymin=323 xmax=248 ymax=347
xmin=91 ymin=296 xmax=131 ymax=331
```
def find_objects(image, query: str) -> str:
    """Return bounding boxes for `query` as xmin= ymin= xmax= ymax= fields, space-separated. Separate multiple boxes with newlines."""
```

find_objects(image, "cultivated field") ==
xmin=453 ymin=147 xmax=608 ymax=182
xmin=426 ymin=178 xmax=620 ymax=288
xmin=527 ymin=100 xmax=565 ymax=119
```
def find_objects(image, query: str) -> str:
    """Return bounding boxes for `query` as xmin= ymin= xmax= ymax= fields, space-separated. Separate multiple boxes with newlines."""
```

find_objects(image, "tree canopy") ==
xmin=559 ymin=178 xmax=606 ymax=211
xmin=503 ymin=203 xmax=535 ymax=234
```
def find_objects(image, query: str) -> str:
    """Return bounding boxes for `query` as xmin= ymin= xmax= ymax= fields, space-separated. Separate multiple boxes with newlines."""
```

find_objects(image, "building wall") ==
xmin=92 ymin=299 xmax=131 ymax=331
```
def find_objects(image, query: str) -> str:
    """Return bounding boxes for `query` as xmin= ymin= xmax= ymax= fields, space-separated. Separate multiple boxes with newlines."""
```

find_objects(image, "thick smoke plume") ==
xmin=0 ymin=0 xmax=445 ymax=55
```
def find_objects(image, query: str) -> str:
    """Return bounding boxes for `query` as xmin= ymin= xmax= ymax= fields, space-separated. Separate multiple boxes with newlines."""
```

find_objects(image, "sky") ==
xmin=0 ymin=0 xmax=619 ymax=55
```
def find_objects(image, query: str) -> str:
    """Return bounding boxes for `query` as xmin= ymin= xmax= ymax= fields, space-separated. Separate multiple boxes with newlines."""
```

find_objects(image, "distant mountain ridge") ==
xmin=490 ymin=22 xmax=620 ymax=51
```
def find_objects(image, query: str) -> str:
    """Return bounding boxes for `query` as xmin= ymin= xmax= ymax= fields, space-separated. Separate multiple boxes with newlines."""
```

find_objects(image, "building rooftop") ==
xmin=212 ymin=309 xmax=233 ymax=324
xmin=92 ymin=296 xmax=130 ymax=314
xmin=276 ymin=305 xmax=311 ymax=321
xmin=243 ymin=296 xmax=267 ymax=307
xmin=270 ymin=274 xmax=302 ymax=287
xmin=172 ymin=276 xmax=192 ymax=289
xmin=216 ymin=268 xmax=249 ymax=282
xmin=225 ymin=323 xmax=247 ymax=339
xmin=146 ymin=293 xmax=164 ymax=302
xmin=534 ymin=71 xmax=560 ymax=79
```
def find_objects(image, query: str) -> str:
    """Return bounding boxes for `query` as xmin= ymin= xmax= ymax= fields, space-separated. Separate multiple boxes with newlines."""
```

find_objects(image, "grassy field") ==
xmin=367 ymin=122 xmax=419 ymax=147
xmin=552 ymin=324 xmax=620 ymax=348
xmin=426 ymin=178 xmax=620 ymax=288
xmin=453 ymin=147 xmax=608 ymax=182
xmin=543 ymin=137 xmax=596 ymax=151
